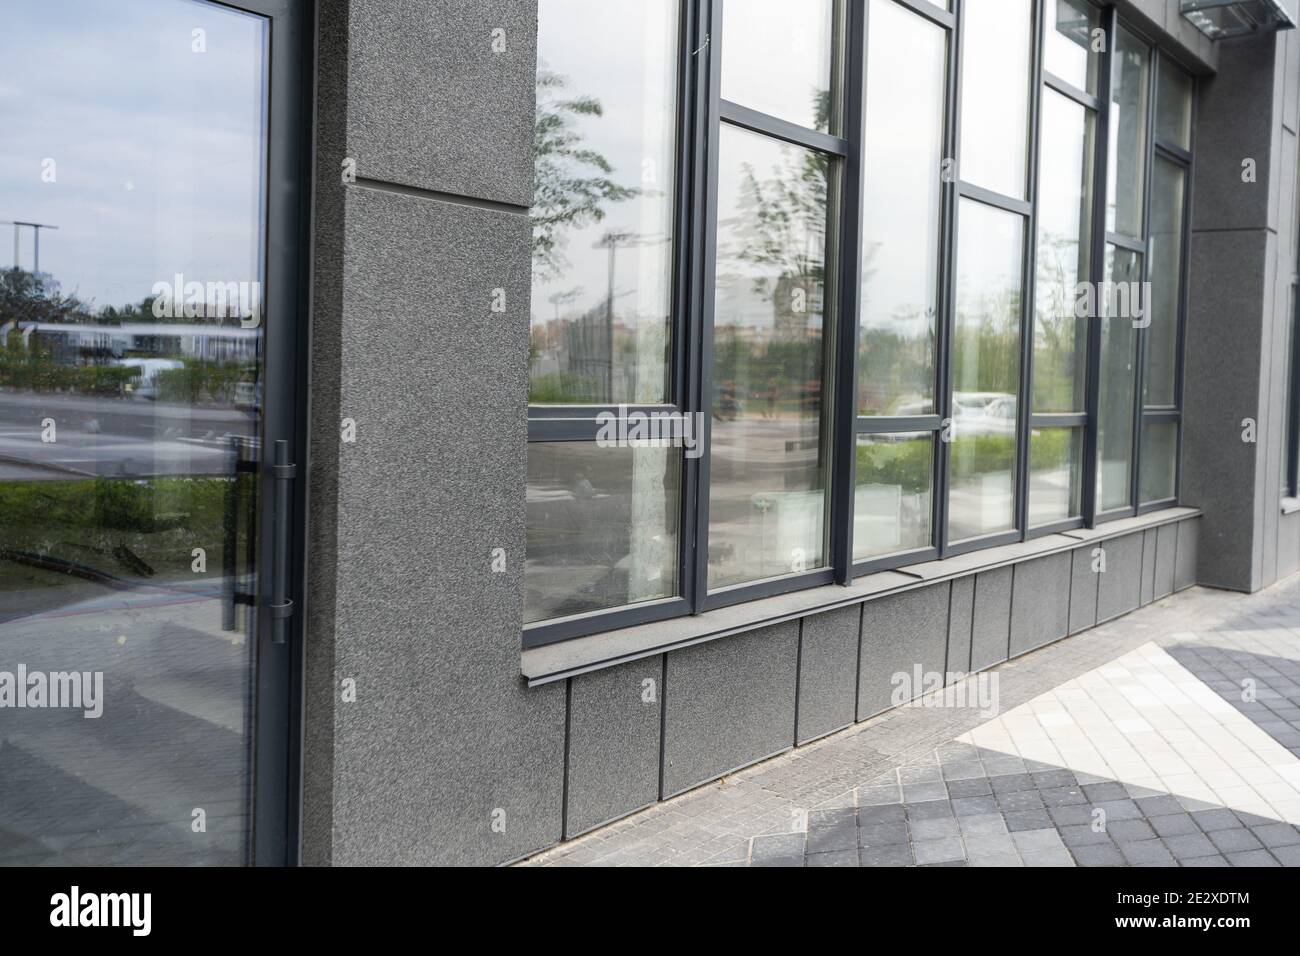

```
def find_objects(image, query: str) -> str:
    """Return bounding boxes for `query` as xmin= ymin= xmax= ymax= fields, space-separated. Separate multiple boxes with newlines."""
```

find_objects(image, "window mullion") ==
xmin=831 ymin=0 xmax=868 ymax=585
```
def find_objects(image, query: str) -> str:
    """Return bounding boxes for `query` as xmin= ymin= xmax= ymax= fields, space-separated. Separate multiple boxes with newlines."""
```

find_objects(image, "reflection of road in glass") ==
xmin=708 ymin=414 xmax=825 ymax=588
xmin=0 ymin=0 xmax=270 ymax=865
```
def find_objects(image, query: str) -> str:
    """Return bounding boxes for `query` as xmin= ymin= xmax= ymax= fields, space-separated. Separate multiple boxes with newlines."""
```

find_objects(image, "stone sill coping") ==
xmin=1283 ymin=497 xmax=1300 ymax=515
xmin=521 ymin=505 xmax=1202 ymax=687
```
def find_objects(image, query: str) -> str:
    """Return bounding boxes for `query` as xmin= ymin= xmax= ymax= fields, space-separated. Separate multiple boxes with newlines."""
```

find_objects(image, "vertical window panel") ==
xmin=1106 ymin=28 xmax=1150 ymax=238
xmin=1044 ymin=0 xmax=1101 ymax=95
xmin=1145 ymin=156 xmax=1185 ymax=407
xmin=1033 ymin=90 xmax=1095 ymax=414
xmin=1139 ymin=421 xmax=1178 ymax=503
xmin=858 ymin=0 xmax=945 ymax=416
xmin=708 ymin=125 xmax=832 ymax=589
xmin=1097 ymin=246 xmax=1141 ymax=511
xmin=530 ymin=0 xmax=680 ymax=404
xmin=959 ymin=0 xmax=1033 ymax=200
xmin=854 ymin=432 xmax=934 ymax=560
xmin=949 ymin=199 xmax=1025 ymax=542
xmin=1029 ymin=426 xmax=1084 ymax=525
xmin=525 ymin=442 xmax=681 ymax=623
xmin=1156 ymin=57 xmax=1193 ymax=150
xmin=721 ymin=0 xmax=838 ymax=132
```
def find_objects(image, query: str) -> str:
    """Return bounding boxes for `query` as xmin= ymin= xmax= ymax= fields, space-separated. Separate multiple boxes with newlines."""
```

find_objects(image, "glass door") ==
xmin=0 ymin=0 xmax=303 ymax=865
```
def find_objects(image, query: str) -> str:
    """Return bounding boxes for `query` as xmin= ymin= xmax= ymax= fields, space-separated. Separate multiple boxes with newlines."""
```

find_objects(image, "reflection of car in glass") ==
xmin=116 ymin=358 xmax=183 ymax=400
xmin=234 ymin=377 xmax=261 ymax=411
xmin=951 ymin=391 xmax=1016 ymax=436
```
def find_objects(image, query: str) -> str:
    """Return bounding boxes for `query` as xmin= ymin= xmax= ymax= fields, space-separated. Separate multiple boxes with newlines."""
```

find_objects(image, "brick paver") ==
xmin=520 ymin=576 xmax=1300 ymax=867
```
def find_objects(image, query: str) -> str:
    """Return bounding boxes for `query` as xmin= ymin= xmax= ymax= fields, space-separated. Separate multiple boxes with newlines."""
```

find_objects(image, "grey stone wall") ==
xmin=301 ymin=0 xmax=566 ymax=867
xmin=1184 ymin=28 xmax=1300 ymax=592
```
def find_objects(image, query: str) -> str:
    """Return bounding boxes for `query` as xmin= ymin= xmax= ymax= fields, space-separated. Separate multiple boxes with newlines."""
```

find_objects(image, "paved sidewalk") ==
xmin=520 ymin=575 xmax=1300 ymax=867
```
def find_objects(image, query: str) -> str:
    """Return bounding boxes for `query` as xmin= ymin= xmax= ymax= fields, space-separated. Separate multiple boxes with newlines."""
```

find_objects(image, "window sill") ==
xmin=1283 ymin=497 xmax=1300 ymax=515
xmin=520 ymin=505 xmax=1202 ymax=687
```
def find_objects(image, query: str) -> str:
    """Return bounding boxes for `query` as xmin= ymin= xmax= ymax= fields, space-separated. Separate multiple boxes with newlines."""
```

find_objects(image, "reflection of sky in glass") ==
xmin=530 ymin=0 xmax=677 ymax=327
xmin=721 ymin=0 xmax=835 ymax=132
xmin=0 ymin=0 xmax=266 ymax=311
xmin=959 ymin=0 xmax=1032 ymax=201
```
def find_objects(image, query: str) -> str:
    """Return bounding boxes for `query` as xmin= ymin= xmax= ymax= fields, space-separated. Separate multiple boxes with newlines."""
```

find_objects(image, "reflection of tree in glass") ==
xmin=531 ymin=67 xmax=638 ymax=283
xmin=1033 ymin=229 xmax=1086 ymax=410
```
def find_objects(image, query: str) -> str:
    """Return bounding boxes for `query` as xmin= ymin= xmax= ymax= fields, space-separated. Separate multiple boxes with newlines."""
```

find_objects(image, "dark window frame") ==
xmin=523 ymin=0 xmax=1196 ymax=650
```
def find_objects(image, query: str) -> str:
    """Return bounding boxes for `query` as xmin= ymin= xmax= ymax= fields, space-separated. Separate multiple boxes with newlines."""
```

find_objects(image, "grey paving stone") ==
xmin=946 ymin=778 xmax=993 ymax=798
xmin=1041 ymin=786 xmax=1088 ymax=808
xmin=1225 ymin=849 xmax=1280 ymax=866
xmin=806 ymin=848 xmax=858 ymax=867
xmin=807 ymin=823 xmax=858 ymax=854
xmin=1270 ymin=845 xmax=1300 ymax=866
xmin=857 ymin=785 xmax=902 ymax=806
xmin=1107 ymin=819 xmax=1157 ymax=843
xmin=952 ymin=796 xmax=999 ymax=816
xmin=858 ymin=822 xmax=909 ymax=847
xmin=910 ymin=817 xmax=961 ymax=842
xmin=1082 ymin=782 xmax=1129 ymax=803
xmin=1134 ymin=795 xmax=1184 ymax=817
xmin=898 ymin=765 xmax=944 ymax=784
xmin=990 ymin=773 xmax=1036 ymax=794
xmin=750 ymin=832 xmax=805 ymax=862
xmin=1005 ymin=809 xmax=1054 ymax=832
xmin=1164 ymin=832 xmax=1218 ymax=860
xmin=1181 ymin=854 xmax=1231 ymax=867
xmin=808 ymin=807 xmax=856 ymax=829
xmin=997 ymin=790 xmax=1046 ymax=813
xmin=903 ymin=782 xmax=949 ymax=803
xmin=1059 ymin=824 xmax=1112 ymax=847
xmin=958 ymin=813 xmax=1010 ymax=837
xmin=1118 ymin=839 xmax=1176 ymax=865
xmin=1012 ymin=828 xmax=1067 ymax=854
xmin=1031 ymin=770 xmax=1077 ymax=789
xmin=857 ymin=804 xmax=906 ymax=825
xmin=1071 ymin=843 xmax=1126 ymax=866
xmin=1191 ymin=808 xmax=1241 ymax=832
xmin=1049 ymin=805 xmax=1095 ymax=827
xmin=941 ymin=761 xmax=987 ymax=781
xmin=1095 ymin=799 xmax=1142 ymax=822
xmin=905 ymin=800 xmax=955 ymax=821
xmin=1150 ymin=813 xmax=1200 ymax=837
xmin=1208 ymin=828 xmax=1264 ymax=854
xmin=859 ymin=843 xmax=912 ymax=867
xmin=913 ymin=837 xmax=965 ymax=865
xmin=982 ymin=756 xmax=1028 ymax=775
xmin=1250 ymin=823 xmax=1300 ymax=848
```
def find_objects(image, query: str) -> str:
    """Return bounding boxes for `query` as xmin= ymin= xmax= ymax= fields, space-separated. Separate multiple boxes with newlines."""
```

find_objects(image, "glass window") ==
xmin=949 ymin=199 xmax=1024 ymax=542
xmin=1033 ymin=90 xmax=1095 ymax=414
xmin=1029 ymin=426 xmax=1084 ymax=525
xmin=1156 ymin=57 xmax=1193 ymax=150
xmin=708 ymin=124 xmax=831 ymax=589
xmin=1044 ymin=0 xmax=1101 ymax=95
xmin=721 ymin=0 xmax=838 ymax=133
xmin=959 ymin=0 xmax=1033 ymax=199
xmin=0 ymin=0 xmax=270 ymax=866
xmin=854 ymin=432 xmax=933 ymax=560
xmin=1139 ymin=421 xmax=1178 ymax=503
xmin=1145 ymin=156 xmax=1185 ymax=407
xmin=1097 ymin=245 xmax=1141 ymax=511
xmin=1107 ymin=28 xmax=1150 ymax=238
xmin=525 ymin=442 xmax=680 ymax=623
xmin=530 ymin=0 xmax=680 ymax=404
xmin=858 ymin=0 xmax=945 ymax=416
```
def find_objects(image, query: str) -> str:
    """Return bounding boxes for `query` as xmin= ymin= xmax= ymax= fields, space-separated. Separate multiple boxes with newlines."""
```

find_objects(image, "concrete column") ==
xmin=1183 ymin=30 xmax=1300 ymax=592
xmin=301 ymin=0 xmax=561 ymax=866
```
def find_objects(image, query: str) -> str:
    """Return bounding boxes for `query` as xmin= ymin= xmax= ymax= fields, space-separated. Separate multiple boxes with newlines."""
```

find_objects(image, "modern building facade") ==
xmin=1 ymin=0 xmax=1299 ymax=867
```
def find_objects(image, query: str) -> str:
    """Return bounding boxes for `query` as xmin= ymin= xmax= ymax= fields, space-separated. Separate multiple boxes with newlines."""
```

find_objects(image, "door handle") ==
xmin=223 ymin=436 xmax=256 ymax=632
xmin=269 ymin=439 xmax=297 ymax=644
